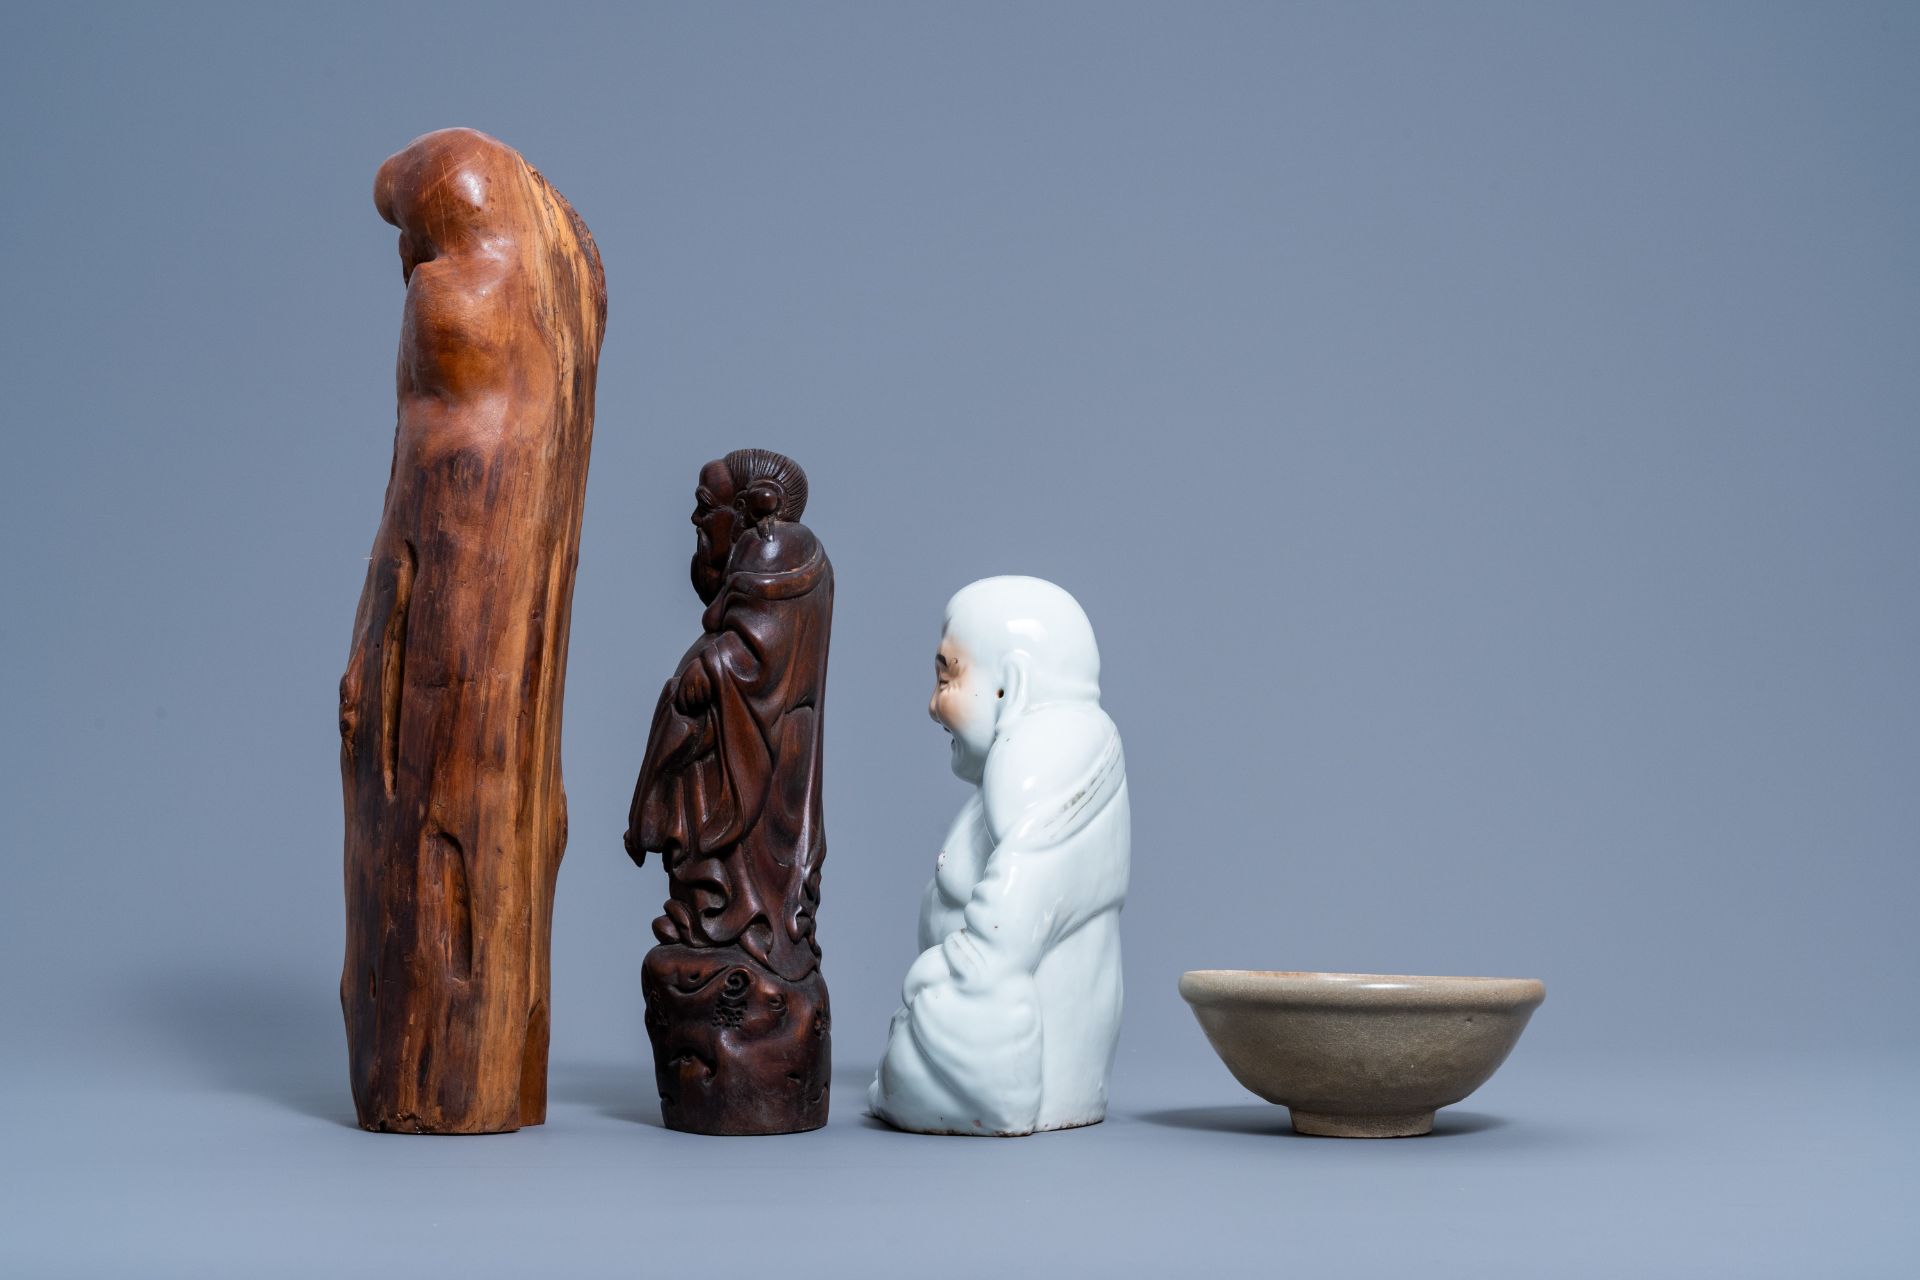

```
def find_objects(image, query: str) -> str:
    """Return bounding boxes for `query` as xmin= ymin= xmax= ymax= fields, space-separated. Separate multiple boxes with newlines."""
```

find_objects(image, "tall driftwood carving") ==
xmin=626 ymin=451 xmax=834 ymax=1134
xmin=338 ymin=128 xmax=605 ymax=1134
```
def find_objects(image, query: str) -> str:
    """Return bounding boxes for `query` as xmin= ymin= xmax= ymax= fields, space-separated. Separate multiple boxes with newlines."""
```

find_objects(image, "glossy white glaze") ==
xmin=868 ymin=576 xmax=1130 ymax=1136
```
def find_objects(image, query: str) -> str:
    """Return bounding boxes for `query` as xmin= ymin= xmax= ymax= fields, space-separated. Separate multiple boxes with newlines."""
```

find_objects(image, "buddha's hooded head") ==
xmin=930 ymin=576 xmax=1101 ymax=784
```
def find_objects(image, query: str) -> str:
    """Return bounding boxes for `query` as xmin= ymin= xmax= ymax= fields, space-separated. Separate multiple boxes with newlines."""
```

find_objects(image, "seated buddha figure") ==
xmin=869 ymin=576 xmax=1130 ymax=1136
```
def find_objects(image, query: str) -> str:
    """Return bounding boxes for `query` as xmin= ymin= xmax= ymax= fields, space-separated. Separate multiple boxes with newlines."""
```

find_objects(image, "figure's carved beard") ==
xmin=691 ymin=539 xmax=728 ymax=604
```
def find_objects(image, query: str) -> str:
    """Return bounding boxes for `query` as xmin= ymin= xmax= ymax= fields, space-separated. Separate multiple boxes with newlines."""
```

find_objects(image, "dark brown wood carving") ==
xmin=338 ymin=128 xmax=605 ymax=1134
xmin=626 ymin=451 xmax=834 ymax=1134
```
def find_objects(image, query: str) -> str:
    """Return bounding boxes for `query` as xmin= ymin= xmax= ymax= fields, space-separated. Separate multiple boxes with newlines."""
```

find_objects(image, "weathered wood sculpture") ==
xmin=625 ymin=451 xmax=834 ymax=1134
xmin=339 ymin=128 xmax=605 ymax=1134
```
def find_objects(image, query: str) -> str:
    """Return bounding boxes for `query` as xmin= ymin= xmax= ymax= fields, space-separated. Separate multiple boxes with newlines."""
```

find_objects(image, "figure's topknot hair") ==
xmin=723 ymin=448 xmax=808 ymax=522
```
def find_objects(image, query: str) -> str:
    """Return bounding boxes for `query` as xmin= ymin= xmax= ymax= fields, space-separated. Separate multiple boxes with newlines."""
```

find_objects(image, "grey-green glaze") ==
xmin=1179 ymin=971 xmax=1545 ymax=1137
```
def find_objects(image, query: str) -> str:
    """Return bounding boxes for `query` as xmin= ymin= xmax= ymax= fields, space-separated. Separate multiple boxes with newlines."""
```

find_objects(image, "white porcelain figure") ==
xmin=868 ymin=576 xmax=1130 ymax=1136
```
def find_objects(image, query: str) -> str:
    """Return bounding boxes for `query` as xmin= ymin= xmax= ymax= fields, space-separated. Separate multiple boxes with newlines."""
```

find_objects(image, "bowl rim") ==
xmin=1179 ymin=969 xmax=1546 ymax=1009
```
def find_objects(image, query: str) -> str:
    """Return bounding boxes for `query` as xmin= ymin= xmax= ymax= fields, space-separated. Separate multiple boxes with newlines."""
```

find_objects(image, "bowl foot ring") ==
xmin=1289 ymin=1109 xmax=1434 ymax=1138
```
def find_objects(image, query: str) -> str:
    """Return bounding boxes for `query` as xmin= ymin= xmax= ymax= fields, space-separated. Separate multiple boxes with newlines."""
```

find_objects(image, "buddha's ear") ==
xmin=996 ymin=652 xmax=1031 ymax=735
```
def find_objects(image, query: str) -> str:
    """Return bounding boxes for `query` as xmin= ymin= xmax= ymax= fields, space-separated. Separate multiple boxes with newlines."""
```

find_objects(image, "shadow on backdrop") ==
xmin=125 ymin=967 xmax=883 ymax=1135
xmin=551 ymin=1063 xmax=884 ymax=1131
xmin=1137 ymin=1104 xmax=1511 ymax=1139
xmin=850 ymin=1113 xmax=1114 ymax=1139
xmin=547 ymin=1060 xmax=665 ymax=1129
xmin=129 ymin=965 xmax=356 ymax=1128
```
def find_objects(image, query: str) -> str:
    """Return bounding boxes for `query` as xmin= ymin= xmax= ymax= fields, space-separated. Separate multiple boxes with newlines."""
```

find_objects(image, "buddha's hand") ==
xmin=672 ymin=661 xmax=713 ymax=714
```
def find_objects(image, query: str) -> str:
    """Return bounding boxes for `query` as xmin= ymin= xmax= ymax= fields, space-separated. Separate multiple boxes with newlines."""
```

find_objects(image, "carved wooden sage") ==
xmin=625 ymin=451 xmax=834 ymax=1134
xmin=338 ymin=129 xmax=605 ymax=1133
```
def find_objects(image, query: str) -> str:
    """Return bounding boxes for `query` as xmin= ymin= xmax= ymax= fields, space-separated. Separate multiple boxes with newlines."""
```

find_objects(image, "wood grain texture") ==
xmin=338 ymin=128 xmax=605 ymax=1134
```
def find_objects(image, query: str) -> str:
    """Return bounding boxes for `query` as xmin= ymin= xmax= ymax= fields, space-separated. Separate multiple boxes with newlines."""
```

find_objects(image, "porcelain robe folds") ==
xmin=870 ymin=576 xmax=1130 ymax=1136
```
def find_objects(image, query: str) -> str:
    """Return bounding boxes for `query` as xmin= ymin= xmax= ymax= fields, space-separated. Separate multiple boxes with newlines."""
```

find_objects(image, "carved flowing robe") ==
xmin=627 ymin=524 xmax=832 ymax=984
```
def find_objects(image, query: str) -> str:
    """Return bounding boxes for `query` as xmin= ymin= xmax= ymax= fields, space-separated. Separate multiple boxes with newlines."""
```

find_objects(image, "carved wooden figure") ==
xmin=626 ymin=450 xmax=834 ymax=1134
xmin=339 ymin=128 xmax=605 ymax=1134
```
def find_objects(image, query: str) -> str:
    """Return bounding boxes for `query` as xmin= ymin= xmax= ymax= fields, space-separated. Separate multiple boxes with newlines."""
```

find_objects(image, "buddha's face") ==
xmin=690 ymin=460 xmax=737 ymax=603
xmin=930 ymin=630 xmax=1000 ymax=783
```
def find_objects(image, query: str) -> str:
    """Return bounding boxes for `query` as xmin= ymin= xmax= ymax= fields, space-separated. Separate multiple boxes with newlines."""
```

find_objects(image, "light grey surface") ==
xmin=7 ymin=1053 xmax=1917 ymax=1278
xmin=1 ymin=3 xmax=1915 ymax=1275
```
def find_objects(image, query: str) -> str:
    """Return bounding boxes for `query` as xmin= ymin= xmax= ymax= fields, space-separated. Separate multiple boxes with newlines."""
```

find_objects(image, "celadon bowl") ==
xmin=1178 ymin=970 xmax=1546 ymax=1137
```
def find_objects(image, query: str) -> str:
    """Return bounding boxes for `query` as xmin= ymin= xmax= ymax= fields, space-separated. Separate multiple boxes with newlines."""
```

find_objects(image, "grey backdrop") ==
xmin=2 ymin=3 xmax=1915 ymax=1276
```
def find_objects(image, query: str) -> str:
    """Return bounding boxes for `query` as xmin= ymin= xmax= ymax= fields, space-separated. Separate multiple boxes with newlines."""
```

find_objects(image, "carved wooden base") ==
xmin=642 ymin=944 xmax=830 ymax=1135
